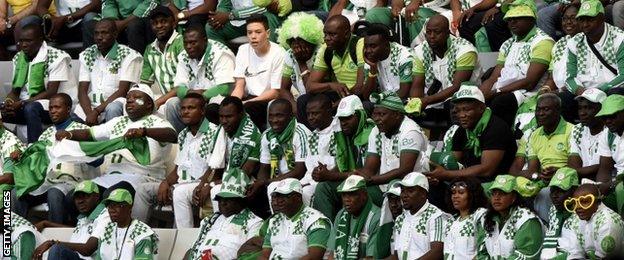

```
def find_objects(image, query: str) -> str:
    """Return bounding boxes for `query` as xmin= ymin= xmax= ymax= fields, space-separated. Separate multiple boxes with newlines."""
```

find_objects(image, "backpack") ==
xmin=323 ymin=36 xmax=361 ymax=78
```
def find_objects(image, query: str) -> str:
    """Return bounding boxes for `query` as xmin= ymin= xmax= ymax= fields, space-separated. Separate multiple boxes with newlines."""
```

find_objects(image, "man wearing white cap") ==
xmin=56 ymin=84 xmax=177 ymax=222
xmin=568 ymin=89 xmax=609 ymax=178
xmin=392 ymin=172 xmax=451 ymax=259
xmin=427 ymin=83 xmax=517 ymax=183
xmin=261 ymin=178 xmax=331 ymax=260
xmin=312 ymin=95 xmax=376 ymax=220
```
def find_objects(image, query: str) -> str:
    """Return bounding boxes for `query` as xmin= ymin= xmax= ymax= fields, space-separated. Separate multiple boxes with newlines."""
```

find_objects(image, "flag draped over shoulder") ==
xmin=13 ymin=137 xmax=150 ymax=197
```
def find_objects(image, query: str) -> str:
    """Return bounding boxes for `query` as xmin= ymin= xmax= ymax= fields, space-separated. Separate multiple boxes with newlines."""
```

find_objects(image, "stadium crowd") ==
xmin=0 ymin=0 xmax=623 ymax=259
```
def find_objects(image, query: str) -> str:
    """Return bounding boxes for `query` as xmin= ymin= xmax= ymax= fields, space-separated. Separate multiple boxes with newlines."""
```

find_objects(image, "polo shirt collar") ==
xmin=514 ymin=27 xmax=537 ymax=42
xmin=103 ymin=42 xmax=120 ymax=60
xmin=541 ymin=117 xmax=567 ymax=137
xmin=316 ymin=119 xmax=338 ymax=135
xmin=30 ymin=41 xmax=49 ymax=64
xmin=151 ymin=30 xmax=179 ymax=54
xmin=287 ymin=204 xmax=305 ymax=221
xmin=198 ymin=119 xmax=212 ymax=134
xmin=409 ymin=201 xmax=431 ymax=218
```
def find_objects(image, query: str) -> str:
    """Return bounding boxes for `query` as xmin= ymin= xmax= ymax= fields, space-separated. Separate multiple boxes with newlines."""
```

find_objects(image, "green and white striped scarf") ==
xmin=334 ymin=200 xmax=373 ymax=260
xmin=421 ymin=36 xmax=468 ymax=88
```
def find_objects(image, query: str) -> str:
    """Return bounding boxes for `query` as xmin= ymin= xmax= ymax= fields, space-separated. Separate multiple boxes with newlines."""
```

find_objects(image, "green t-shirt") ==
xmin=527 ymin=118 xmax=574 ymax=169
xmin=313 ymin=37 xmax=364 ymax=89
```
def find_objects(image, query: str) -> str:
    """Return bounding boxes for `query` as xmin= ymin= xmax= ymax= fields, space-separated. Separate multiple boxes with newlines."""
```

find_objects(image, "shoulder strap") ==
xmin=586 ymin=36 xmax=618 ymax=75
xmin=349 ymin=37 xmax=359 ymax=65
xmin=324 ymin=47 xmax=333 ymax=72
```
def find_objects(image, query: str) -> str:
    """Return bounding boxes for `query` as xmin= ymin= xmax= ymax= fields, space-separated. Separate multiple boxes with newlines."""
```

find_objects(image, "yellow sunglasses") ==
xmin=564 ymin=194 xmax=595 ymax=213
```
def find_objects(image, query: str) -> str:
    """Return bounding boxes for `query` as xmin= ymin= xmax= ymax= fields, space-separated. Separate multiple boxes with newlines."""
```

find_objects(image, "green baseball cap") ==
xmin=595 ymin=94 xmax=624 ymax=117
xmin=74 ymin=180 xmax=99 ymax=194
xmin=452 ymin=82 xmax=485 ymax=103
xmin=337 ymin=175 xmax=367 ymax=193
xmin=103 ymin=189 xmax=133 ymax=205
xmin=549 ymin=167 xmax=579 ymax=191
xmin=503 ymin=0 xmax=537 ymax=20
xmin=576 ymin=0 xmax=605 ymax=18
xmin=489 ymin=175 xmax=516 ymax=193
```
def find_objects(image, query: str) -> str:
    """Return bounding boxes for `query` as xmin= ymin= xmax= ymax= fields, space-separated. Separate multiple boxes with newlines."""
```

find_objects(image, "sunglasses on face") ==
xmin=451 ymin=181 xmax=468 ymax=190
xmin=564 ymin=194 xmax=595 ymax=213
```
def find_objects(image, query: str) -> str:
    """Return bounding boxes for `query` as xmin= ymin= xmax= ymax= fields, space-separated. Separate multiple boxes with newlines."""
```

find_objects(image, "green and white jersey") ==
xmin=176 ymin=119 xmax=220 ymax=183
xmin=392 ymin=202 xmax=451 ymax=260
xmin=141 ymin=31 xmax=184 ymax=95
xmin=441 ymin=125 xmax=460 ymax=153
xmin=550 ymin=35 xmax=574 ymax=90
xmin=477 ymin=206 xmax=543 ymax=259
xmin=367 ymin=116 xmax=428 ymax=189
xmin=597 ymin=131 xmax=623 ymax=175
xmin=302 ymin=119 xmax=340 ymax=185
xmin=0 ymin=128 xmax=26 ymax=173
xmin=90 ymin=115 xmax=174 ymax=186
xmin=101 ymin=0 xmax=158 ymax=19
xmin=541 ymin=205 xmax=572 ymax=259
xmin=414 ymin=36 xmax=478 ymax=108
xmin=327 ymin=204 xmax=382 ymax=259
xmin=365 ymin=42 xmax=414 ymax=93
xmin=443 ymin=208 xmax=486 ymax=260
xmin=31 ymin=121 xmax=93 ymax=196
xmin=93 ymin=219 xmax=158 ymax=260
xmin=173 ymin=39 xmax=235 ymax=96
xmin=282 ymin=49 xmax=314 ymax=96
xmin=569 ymin=124 xmax=608 ymax=167
xmin=458 ymin=0 xmax=481 ymax=10
xmin=566 ymin=24 xmax=624 ymax=93
xmin=263 ymin=206 xmax=331 ymax=259
xmin=495 ymin=27 xmax=554 ymax=104
xmin=6 ymin=212 xmax=45 ymax=260
xmin=188 ymin=209 xmax=263 ymax=260
xmin=259 ymin=122 xmax=310 ymax=175
xmin=79 ymin=43 xmax=143 ymax=107
xmin=70 ymin=204 xmax=110 ymax=260
xmin=559 ymin=203 xmax=624 ymax=259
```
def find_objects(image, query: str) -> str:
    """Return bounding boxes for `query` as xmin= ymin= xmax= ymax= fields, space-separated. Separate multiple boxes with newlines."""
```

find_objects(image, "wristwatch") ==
xmin=177 ymin=11 xmax=186 ymax=19
xmin=530 ymin=172 xmax=539 ymax=181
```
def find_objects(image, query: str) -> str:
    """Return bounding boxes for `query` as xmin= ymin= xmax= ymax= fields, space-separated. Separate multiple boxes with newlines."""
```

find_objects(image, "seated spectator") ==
xmin=608 ymin=0 xmax=624 ymax=30
xmin=35 ymin=0 xmax=99 ymax=48
xmin=392 ymin=172 xmax=451 ymax=259
xmin=6 ymin=211 xmax=46 ymax=259
xmin=311 ymin=95 xmax=374 ymax=219
xmin=137 ymin=93 xmax=222 ymax=228
xmin=0 ymin=0 xmax=55 ymax=60
xmin=57 ymin=84 xmax=177 ymax=204
xmin=443 ymin=177 xmax=487 ymax=259
xmin=327 ymin=175 xmax=391 ymax=259
xmin=457 ymin=0 xmax=512 ymax=51
xmin=329 ymin=0 xmax=392 ymax=26
xmin=78 ymin=19 xmax=143 ymax=125
xmin=536 ymin=0 xmax=570 ymax=39
xmin=480 ymin=0 xmax=554 ymax=127
xmin=231 ymin=15 xmax=286 ymax=130
xmin=384 ymin=180 xmax=403 ymax=220
xmin=32 ymin=180 xmax=109 ymax=260
xmin=595 ymin=95 xmax=624 ymax=211
xmin=1 ymin=23 xmax=72 ymax=143
xmin=476 ymin=175 xmax=543 ymax=259
xmin=389 ymin=0 xmax=438 ymax=47
xmin=567 ymin=89 xmax=608 ymax=178
xmin=308 ymin=15 xmax=364 ymax=100
xmin=363 ymin=23 xmax=414 ymax=100
xmin=565 ymin=0 xmax=624 ymax=98
xmin=248 ymin=99 xmax=310 ymax=214
xmin=558 ymin=183 xmax=624 ymax=258
xmin=427 ymin=83 xmax=517 ymax=182
xmin=140 ymin=6 xmax=184 ymax=114
xmin=540 ymin=167 xmax=578 ymax=259
xmin=14 ymin=93 xmax=92 ymax=224
xmin=90 ymin=0 xmax=158 ymax=53
xmin=169 ymin=25 xmax=235 ymax=131
xmin=0 ymin=116 xmax=26 ymax=196
xmin=94 ymin=188 xmax=158 ymax=259
xmin=277 ymin=12 xmax=324 ymax=125
xmin=412 ymin=15 xmax=478 ymax=122
xmin=185 ymin=175 xmax=263 ymax=259
xmin=168 ymin=0 xmax=215 ymax=27
xmin=260 ymin=178 xmax=331 ymax=260
xmin=205 ymin=0 xmax=281 ymax=44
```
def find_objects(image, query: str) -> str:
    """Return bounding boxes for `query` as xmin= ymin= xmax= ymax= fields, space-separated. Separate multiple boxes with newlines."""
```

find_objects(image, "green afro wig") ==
xmin=277 ymin=12 xmax=325 ymax=50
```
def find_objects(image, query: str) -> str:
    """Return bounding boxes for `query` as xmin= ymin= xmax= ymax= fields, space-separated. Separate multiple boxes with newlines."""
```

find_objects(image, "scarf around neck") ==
xmin=12 ymin=51 xmax=47 ymax=97
xmin=334 ymin=110 xmax=374 ymax=172
xmin=464 ymin=108 xmax=491 ymax=157
xmin=224 ymin=115 xmax=261 ymax=170
xmin=334 ymin=199 xmax=373 ymax=260
xmin=266 ymin=118 xmax=296 ymax=178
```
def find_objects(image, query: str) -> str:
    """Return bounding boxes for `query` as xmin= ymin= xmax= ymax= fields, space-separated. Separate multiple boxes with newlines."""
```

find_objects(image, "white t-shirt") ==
xmin=259 ymin=122 xmax=310 ymax=174
xmin=175 ymin=120 xmax=220 ymax=183
xmin=364 ymin=42 xmax=414 ymax=93
xmin=70 ymin=205 xmax=110 ymax=260
xmin=392 ymin=202 xmax=451 ymax=259
xmin=302 ymin=119 xmax=341 ymax=185
xmin=174 ymin=40 xmax=235 ymax=92
xmin=597 ymin=131 xmax=623 ymax=175
xmin=569 ymin=124 xmax=608 ymax=167
xmin=234 ymin=42 xmax=286 ymax=97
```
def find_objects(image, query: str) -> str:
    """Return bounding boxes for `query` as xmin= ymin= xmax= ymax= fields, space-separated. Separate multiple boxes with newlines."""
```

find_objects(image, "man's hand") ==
xmin=391 ymin=0 xmax=405 ymax=18
xmin=481 ymin=8 xmax=499 ymax=25
xmin=405 ymin=1 xmax=421 ymax=22
xmin=124 ymin=128 xmax=146 ymax=139
xmin=157 ymin=181 xmax=172 ymax=205
xmin=33 ymin=240 xmax=55 ymax=260
xmin=207 ymin=11 xmax=230 ymax=30
xmin=426 ymin=166 xmax=448 ymax=182
xmin=34 ymin=220 xmax=49 ymax=232
xmin=85 ymin=109 xmax=100 ymax=126
xmin=10 ymin=100 xmax=23 ymax=111
xmin=192 ymin=183 xmax=212 ymax=207
xmin=480 ymin=81 xmax=496 ymax=100
xmin=154 ymin=97 xmax=167 ymax=110
xmin=330 ymin=83 xmax=350 ymax=98
xmin=9 ymin=150 xmax=21 ymax=161
xmin=312 ymin=163 xmax=332 ymax=182
xmin=458 ymin=8 xmax=475 ymax=26
xmin=47 ymin=16 xmax=67 ymax=40
xmin=55 ymin=130 xmax=72 ymax=141
xmin=364 ymin=57 xmax=378 ymax=75
xmin=246 ymin=179 xmax=266 ymax=198
xmin=540 ymin=167 xmax=558 ymax=181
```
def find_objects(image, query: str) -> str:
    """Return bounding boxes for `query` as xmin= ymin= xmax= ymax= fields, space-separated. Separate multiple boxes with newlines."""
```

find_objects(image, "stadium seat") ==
xmin=170 ymin=228 xmax=200 ymax=260
xmin=41 ymin=227 xmax=74 ymax=241
xmin=154 ymin=228 xmax=177 ymax=260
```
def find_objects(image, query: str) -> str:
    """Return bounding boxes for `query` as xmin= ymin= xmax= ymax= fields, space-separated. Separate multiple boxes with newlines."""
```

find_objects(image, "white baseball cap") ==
xmin=452 ymin=83 xmax=485 ymax=104
xmin=271 ymin=178 xmax=303 ymax=195
xmin=575 ymin=88 xmax=607 ymax=104
xmin=335 ymin=95 xmax=364 ymax=117
xmin=398 ymin=172 xmax=429 ymax=192
xmin=129 ymin=83 xmax=155 ymax=103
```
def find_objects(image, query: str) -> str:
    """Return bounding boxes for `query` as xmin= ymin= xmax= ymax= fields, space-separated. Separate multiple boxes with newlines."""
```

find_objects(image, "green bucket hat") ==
xmin=576 ymin=0 xmax=605 ymax=18
xmin=503 ymin=0 xmax=537 ymax=20
xmin=489 ymin=175 xmax=516 ymax=193
xmin=103 ymin=189 xmax=133 ymax=205
xmin=595 ymin=94 xmax=624 ymax=117
xmin=337 ymin=175 xmax=367 ymax=193
xmin=549 ymin=167 xmax=580 ymax=191
xmin=74 ymin=180 xmax=99 ymax=194
xmin=217 ymin=168 xmax=251 ymax=199
xmin=370 ymin=91 xmax=405 ymax=113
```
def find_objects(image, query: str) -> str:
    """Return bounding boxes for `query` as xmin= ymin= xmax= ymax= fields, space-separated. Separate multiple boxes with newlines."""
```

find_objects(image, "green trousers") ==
xmin=205 ymin=12 xmax=281 ymax=44
xmin=312 ymin=181 xmax=384 ymax=220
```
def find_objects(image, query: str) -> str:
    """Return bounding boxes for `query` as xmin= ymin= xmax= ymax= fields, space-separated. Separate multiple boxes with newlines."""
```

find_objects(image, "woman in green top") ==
xmin=477 ymin=175 xmax=543 ymax=260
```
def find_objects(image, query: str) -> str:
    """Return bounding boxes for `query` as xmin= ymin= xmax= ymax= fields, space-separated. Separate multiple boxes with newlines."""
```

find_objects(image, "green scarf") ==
xmin=266 ymin=118 xmax=296 ymax=178
xmin=226 ymin=115 xmax=261 ymax=170
xmin=334 ymin=200 xmax=373 ymax=260
xmin=335 ymin=110 xmax=374 ymax=172
xmin=12 ymin=51 xmax=47 ymax=97
xmin=464 ymin=108 xmax=492 ymax=157
xmin=13 ymin=137 xmax=150 ymax=198
xmin=542 ymin=206 xmax=571 ymax=251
